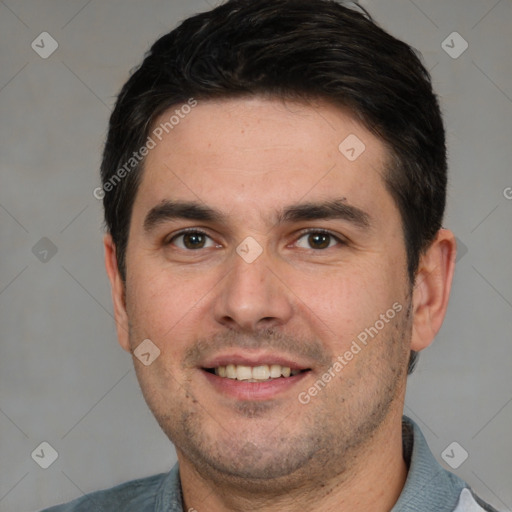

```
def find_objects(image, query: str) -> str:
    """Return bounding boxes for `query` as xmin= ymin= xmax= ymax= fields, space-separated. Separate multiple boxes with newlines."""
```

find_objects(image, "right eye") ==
xmin=167 ymin=230 xmax=218 ymax=250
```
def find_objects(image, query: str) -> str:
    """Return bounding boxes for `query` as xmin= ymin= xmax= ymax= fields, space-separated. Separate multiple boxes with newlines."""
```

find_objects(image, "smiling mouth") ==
xmin=203 ymin=364 xmax=310 ymax=382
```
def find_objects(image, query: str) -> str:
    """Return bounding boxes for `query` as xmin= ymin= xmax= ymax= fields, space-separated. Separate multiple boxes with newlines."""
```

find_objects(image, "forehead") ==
xmin=133 ymin=97 xmax=395 ymax=227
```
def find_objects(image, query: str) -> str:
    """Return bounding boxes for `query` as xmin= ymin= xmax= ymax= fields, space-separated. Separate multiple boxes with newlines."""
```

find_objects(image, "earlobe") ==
xmin=103 ymin=234 xmax=131 ymax=352
xmin=410 ymin=229 xmax=457 ymax=352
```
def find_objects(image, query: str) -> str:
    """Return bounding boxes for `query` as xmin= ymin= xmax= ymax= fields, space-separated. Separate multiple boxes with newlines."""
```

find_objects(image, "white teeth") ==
xmin=236 ymin=365 xmax=253 ymax=381
xmin=270 ymin=364 xmax=282 ymax=378
xmin=213 ymin=364 xmax=300 ymax=381
xmin=252 ymin=365 xmax=270 ymax=380
xmin=226 ymin=364 xmax=237 ymax=379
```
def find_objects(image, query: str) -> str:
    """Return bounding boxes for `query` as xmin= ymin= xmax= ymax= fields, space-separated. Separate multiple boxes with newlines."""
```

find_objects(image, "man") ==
xmin=43 ymin=0 xmax=499 ymax=511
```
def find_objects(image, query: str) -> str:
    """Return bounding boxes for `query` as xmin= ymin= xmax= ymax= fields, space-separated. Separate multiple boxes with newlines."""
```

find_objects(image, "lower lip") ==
xmin=201 ymin=369 xmax=310 ymax=401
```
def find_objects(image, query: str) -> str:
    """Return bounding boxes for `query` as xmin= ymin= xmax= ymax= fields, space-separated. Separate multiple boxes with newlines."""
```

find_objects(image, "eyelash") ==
xmin=166 ymin=228 xmax=346 ymax=250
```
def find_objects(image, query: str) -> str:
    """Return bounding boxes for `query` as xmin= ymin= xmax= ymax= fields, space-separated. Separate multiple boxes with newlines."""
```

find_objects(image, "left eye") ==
xmin=169 ymin=231 xmax=217 ymax=250
xmin=295 ymin=231 xmax=341 ymax=250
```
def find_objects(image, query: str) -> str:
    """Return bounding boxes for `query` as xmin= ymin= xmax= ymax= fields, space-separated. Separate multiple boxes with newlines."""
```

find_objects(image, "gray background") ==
xmin=0 ymin=0 xmax=511 ymax=511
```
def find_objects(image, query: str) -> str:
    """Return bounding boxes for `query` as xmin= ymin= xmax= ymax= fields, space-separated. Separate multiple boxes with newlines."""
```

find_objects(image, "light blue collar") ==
xmin=391 ymin=416 xmax=466 ymax=511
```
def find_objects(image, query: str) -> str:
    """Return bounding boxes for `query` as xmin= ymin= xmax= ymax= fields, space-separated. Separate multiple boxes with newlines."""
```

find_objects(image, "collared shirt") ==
xmin=41 ymin=416 xmax=498 ymax=512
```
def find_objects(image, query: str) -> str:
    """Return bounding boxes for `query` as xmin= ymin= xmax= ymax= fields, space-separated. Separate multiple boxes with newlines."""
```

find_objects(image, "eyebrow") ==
xmin=276 ymin=199 xmax=370 ymax=228
xmin=143 ymin=198 xmax=371 ymax=233
xmin=144 ymin=200 xmax=223 ymax=232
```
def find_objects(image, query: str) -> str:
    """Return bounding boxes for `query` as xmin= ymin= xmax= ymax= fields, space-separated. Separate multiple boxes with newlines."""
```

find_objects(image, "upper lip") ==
xmin=201 ymin=351 xmax=312 ymax=371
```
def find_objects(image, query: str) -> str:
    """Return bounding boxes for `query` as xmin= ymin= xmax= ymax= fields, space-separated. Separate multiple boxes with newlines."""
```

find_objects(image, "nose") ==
xmin=212 ymin=247 xmax=294 ymax=332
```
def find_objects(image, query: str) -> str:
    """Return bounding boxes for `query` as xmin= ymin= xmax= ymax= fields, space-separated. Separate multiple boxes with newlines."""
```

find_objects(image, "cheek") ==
xmin=290 ymin=262 xmax=398 ymax=333
xmin=125 ymin=272 xmax=181 ymax=342
xmin=293 ymin=274 xmax=365 ymax=340
xmin=125 ymin=266 xmax=221 ymax=353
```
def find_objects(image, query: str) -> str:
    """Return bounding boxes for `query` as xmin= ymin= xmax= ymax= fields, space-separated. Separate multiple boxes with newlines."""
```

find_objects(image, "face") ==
xmin=112 ymin=98 xmax=415 ymax=489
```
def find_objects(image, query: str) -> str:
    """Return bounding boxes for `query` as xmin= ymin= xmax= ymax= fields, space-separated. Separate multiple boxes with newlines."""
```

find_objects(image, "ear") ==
xmin=411 ymin=229 xmax=457 ymax=352
xmin=103 ymin=234 xmax=131 ymax=352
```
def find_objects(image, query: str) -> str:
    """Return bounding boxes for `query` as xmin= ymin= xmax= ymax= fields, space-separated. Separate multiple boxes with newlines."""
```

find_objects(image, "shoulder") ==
xmin=454 ymin=488 xmax=501 ymax=512
xmin=396 ymin=418 xmax=501 ymax=512
xmin=40 ymin=472 xmax=170 ymax=512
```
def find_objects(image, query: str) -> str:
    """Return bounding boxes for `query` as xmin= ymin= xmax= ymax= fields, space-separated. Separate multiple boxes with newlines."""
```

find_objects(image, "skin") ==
xmin=104 ymin=97 xmax=456 ymax=512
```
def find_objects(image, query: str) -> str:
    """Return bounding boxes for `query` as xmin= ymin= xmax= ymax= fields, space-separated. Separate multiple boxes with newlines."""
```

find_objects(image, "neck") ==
xmin=178 ymin=410 xmax=408 ymax=512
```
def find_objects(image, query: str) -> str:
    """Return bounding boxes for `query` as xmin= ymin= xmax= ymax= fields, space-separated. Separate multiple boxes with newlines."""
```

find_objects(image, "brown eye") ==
xmin=182 ymin=232 xmax=206 ymax=249
xmin=169 ymin=231 xmax=216 ymax=250
xmin=295 ymin=230 xmax=342 ymax=250
xmin=308 ymin=233 xmax=331 ymax=249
